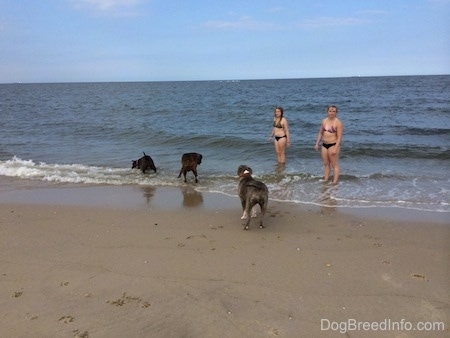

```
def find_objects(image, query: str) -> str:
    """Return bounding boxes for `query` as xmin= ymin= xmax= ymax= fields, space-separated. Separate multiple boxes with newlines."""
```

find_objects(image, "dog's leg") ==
xmin=251 ymin=205 xmax=258 ymax=218
xmin=243 ymin=200 xmax=255 ymax=230
xmin=244 ymin=218 xmax=251 ymax=230
xmin=193 ymin=169 xmax=198 ymax=183
xmin=240 ymin=199 xmax=248 ymax=219
xmin=258 ymin=199 xmax=268 ymax=229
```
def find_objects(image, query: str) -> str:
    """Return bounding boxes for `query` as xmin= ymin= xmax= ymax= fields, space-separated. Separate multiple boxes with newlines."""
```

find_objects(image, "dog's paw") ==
xmin=243 ymin=225 xmax=249 ymax=230
xmin=241 ymin=212 xmax=248 ymax=220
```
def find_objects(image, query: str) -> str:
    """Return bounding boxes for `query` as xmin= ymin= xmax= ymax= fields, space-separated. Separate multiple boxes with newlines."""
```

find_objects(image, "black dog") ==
xmin=237 ymin=165 xmax=269 ymax=230
xmin=178 ymin=153 xmax=202 ymax=183
xmin=132 ymin=152 xmax=156 ymax=174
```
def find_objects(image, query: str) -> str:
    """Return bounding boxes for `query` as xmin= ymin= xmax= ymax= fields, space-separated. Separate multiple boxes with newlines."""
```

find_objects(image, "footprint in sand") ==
xmin=11 ymin=291 xmax=23 ymax=298
xmin=411 ymin=273 xmax=428 ymax=281
xmin=106 ymin=292 xmax=151 ymax=308
xmin=73 ymin=330 xmax=89 ymax=338
xmin=58 ymin=315 xmax=75 ymax=323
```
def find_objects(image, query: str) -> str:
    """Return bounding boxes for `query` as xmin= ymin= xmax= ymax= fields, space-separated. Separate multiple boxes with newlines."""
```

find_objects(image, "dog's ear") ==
xmin=238 ymin=165 xmax=246 ymax=176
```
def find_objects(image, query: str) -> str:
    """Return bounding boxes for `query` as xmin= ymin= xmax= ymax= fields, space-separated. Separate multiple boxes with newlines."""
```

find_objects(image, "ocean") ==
xmin=1 ymin=75 xmax=449 ymax=214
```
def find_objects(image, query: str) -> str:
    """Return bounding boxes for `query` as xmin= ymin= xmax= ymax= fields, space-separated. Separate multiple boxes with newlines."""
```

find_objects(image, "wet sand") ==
xmin=0 ymin=184 xmax=449 ymax=337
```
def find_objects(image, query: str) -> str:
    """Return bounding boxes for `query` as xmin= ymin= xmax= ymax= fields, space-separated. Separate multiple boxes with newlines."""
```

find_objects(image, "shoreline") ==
xmin=0 ymin=179 xmax=448 ymax=225
xmin=1 ymin=181 xmax=449 ymax=336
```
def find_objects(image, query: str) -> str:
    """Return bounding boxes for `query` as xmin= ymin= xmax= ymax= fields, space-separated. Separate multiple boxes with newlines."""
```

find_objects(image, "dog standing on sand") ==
xmin=178 ymin=153 xmax=203 ymax=183
xmin=237 ymin=165 xmax=269 ymax=230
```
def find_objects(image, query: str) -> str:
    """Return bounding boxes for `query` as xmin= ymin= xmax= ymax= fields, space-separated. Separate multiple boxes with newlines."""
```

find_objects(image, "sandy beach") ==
xmin=0 ymin=184 xmax=449 ymax=337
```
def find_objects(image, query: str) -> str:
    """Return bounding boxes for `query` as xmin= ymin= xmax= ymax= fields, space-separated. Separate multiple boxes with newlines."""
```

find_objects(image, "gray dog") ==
xmin=178 ymin=152 xmax=203 ymax=183
xmin=237 ymin=165 xmax=269 ymax=230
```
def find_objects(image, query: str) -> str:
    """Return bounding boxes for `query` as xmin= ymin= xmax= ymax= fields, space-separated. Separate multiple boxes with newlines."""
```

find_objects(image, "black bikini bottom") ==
xmin=322 ymin=143 xmax=336 ymax=149
xmin=275 ymin=135 xmax=286 ymax=141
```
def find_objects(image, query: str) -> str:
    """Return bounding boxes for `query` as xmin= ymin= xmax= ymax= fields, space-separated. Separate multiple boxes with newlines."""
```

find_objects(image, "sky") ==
xmin=0 ymin=0 xmax=449 ymax=83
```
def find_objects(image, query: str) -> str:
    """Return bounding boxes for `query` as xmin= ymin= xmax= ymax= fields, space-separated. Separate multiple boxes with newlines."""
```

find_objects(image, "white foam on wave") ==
xmin=1 ymin=156 xmax=448 ymax=212
xmin=0 ymin=156 xmax=148 ymax=185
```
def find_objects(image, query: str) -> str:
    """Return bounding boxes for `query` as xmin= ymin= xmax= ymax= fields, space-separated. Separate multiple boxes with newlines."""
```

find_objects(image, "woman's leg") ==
xmin=274 ymin=138 xmax=287 ymax=163
xmin=328 ymin=146 xmax=340 ymax=183
xmin=321 ymin=145 xmax=330 ymax=180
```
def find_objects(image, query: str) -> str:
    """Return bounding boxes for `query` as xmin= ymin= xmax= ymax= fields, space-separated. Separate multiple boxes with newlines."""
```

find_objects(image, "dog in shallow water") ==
xmin=178 ymin=152 xmax=203 ymax=183
xmin=131 ymin=152 xmax=156 ymax=174
xmin=237 ymin=165 xmax=269 ymax=230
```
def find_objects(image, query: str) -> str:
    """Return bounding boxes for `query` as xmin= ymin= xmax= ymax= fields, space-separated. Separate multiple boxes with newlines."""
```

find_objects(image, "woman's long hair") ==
xmin=274 ymin=106 xmax=284 ymax=119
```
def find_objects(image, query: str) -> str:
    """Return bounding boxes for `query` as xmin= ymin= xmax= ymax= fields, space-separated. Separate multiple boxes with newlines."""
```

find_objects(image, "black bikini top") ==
xmin=273 ymin=119 xmax=283 ymax=128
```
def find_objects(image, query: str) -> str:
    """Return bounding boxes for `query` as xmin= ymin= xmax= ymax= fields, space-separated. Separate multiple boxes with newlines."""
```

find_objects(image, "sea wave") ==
xmin=1 ymin=156 xmax=449 ymax=213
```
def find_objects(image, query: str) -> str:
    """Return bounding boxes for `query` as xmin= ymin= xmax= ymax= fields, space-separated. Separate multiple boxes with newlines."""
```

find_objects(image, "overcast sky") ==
xmin=1 ymin=0 xmax=448 ymax=83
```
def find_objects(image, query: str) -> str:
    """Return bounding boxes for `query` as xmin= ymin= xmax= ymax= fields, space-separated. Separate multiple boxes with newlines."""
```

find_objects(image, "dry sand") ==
xmin=0 ymin=184 xmax=449 ymax=337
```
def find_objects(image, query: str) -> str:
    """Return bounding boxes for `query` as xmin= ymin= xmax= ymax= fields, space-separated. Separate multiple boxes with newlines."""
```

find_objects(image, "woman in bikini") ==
xmin=269 ymin=106 xmax=291 ymax=164
xmin=314 ymin=105 xmax=343 ymax=184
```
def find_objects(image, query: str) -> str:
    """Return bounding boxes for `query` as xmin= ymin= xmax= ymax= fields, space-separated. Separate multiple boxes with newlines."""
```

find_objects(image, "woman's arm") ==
xmin=284 ymin=118 xmax=291 ymax=146
xmin=336 ymin=120 xmax=343 ymax=144
xmin=314 ymin=120 xmax=324 ymax=150
xmin=332 ymin=119 xmax=343 ymax=154
xmin=268 ymin=123 xmax=275 ymax=141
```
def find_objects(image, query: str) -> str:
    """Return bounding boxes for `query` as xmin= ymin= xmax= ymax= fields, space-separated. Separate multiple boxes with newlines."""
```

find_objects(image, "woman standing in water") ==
xmin=269 ymin=106 xmax=290 ymax=164
xmin=314 ymin=105 xmax=343 ymax=184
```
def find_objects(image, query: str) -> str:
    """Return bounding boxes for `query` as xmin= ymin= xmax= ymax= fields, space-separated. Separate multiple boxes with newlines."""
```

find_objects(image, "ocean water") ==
xmin=1 ymin=75 xmax=449 ymax=213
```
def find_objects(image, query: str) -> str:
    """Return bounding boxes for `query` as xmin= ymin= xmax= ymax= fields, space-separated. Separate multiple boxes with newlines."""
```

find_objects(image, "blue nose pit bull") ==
xmin=237 ymin=164 xmax=269 ymax=230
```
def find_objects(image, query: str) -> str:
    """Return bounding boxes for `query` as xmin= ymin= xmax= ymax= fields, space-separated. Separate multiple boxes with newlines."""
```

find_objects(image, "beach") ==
xmin=1 ymin=185 xmax=448 ymax=337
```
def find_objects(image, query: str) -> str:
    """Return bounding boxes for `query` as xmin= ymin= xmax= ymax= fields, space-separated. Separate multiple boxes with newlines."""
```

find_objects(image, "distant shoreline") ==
xmin=1 ymin=73 xmax=449 ymax=85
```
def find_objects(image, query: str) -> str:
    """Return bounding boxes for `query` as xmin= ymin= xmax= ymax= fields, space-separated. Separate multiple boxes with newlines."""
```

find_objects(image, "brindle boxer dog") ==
xmin=132 ymin=152 xmax=156 ymax=174
xmin=237 ymin=165 xmax=269 ymax=230
xmin=178 ymin=152 xmax=202 ymax=183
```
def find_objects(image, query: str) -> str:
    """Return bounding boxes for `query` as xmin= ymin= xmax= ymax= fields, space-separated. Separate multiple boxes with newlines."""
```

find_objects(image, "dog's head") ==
xmin=237 ymin=165 xmax=253 ymax=178
xmin=196 ymin=154 xmax=203 ymax=165
xmin=132 ymin=152 xmax=149 ymax=169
